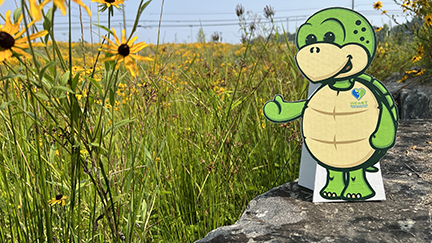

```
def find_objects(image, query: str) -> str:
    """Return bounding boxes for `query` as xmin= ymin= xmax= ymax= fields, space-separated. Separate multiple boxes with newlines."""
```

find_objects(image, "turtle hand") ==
xmin=263 ymin=95 xmax=286 ymax=122
xmin=262 ymin=95 xmax=306 ymax=123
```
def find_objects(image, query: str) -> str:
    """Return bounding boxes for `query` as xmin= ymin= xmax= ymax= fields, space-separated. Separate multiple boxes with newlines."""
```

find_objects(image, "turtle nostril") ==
xmin=310 ymin=47 xmax=314 ymax=53
xmin=316 ymin=47 xmax=320 ymax=53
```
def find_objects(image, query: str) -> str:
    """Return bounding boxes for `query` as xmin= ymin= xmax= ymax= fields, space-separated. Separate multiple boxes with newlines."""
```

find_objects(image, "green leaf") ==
xmin=0 ymin=100 xmax=18 ymax=110
xmin=13 ymin=8 xmax=22 ymax=24
xmin=26 ymin=112 xmax=42 ymax=123
xmin=109 ymin=89 xmax=115 ymax=106
xmin=88 ymin=77 xmax=103 ymax=97
xmin=49 ymin=144 xmax=56 ymax=166
xmin=60 ymin=71 xmax=70 ymax=86
xmin=89 ymin=142 xmax=108 ymax=153
xmin=51 ymin=85 xmax=75 ymax=94
xmin=39 ymin=61 xmax=58 ymax=84
xmin=0 ymin=74 xmax=27 ymax=82
xmin=43 ymin=8 xmax=53 ymax=31
xmin=105 ymin=119 xmax=135 ymax=135
xmin=92 ymin=24 xmax=113 ymax=35
xmin=46 ymin=181 xmax=70 ymax=191
xmin=129 ymin=0 xmax=152 ymax=38
xmin=71 ymin=73 xmax=80 ymax=91
xmin=34 ymin=93 xmax=49 ymax=101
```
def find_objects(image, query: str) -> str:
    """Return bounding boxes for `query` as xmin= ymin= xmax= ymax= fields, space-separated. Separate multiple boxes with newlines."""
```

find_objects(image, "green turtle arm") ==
xmin=263 ymin=95 xmax=306 ymax=123
xmin=370 ymin=104 xmax=396 ymax=149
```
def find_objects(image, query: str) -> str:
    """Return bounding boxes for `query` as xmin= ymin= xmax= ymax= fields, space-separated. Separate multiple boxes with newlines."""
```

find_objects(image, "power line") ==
xmin=39 ymin=10 xmax=403 ymax=27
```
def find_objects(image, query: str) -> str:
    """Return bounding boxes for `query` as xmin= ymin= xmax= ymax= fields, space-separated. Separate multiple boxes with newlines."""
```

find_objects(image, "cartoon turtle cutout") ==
xmin=263 ymin=7 xmax=398 ymax=201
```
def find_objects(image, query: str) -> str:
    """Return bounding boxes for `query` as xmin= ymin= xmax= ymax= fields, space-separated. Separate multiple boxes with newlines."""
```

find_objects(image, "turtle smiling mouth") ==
xmin=338 ymin=55 xmax=353 ymax=74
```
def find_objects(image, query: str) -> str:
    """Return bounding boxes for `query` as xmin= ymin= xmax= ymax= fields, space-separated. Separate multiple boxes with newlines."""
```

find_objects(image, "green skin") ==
xmin=263 ymin=8 xmax=399 ymax=201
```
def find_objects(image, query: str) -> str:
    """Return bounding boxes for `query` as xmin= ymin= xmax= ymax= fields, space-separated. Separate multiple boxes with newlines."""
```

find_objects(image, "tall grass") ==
xmin=0 ymin=1 xmax=308 ymax=242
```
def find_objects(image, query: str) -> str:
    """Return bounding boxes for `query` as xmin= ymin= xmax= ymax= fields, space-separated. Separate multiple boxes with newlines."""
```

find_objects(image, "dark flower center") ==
xmin=105 ymin=0 xmax=115 ymax=3
xmin=118 ymin=44 xmax=130 ymax=57
xmin=0 ymin=32 xmax=15 ymax=49
xmin=55 ymin=194 xmax=63 ymax=200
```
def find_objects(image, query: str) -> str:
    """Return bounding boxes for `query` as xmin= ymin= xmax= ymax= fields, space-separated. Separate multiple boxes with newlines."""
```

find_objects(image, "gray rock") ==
xmin=399 ymin=89 xmax=430 ymax=119
xmin=382 ymin=73 xmax=432 ymax=119
xmin=196 ymin=120 xmax=432 ymax=243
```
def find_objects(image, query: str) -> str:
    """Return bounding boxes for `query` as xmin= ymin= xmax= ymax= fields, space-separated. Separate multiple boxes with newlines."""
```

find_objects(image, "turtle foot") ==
xmin=319 ymin=170 xmax=344 ymax=200
xmin=320 ymin=190 xmax=342 ymax=199
xmin=341 ymin=168 xmax=375 ymax=201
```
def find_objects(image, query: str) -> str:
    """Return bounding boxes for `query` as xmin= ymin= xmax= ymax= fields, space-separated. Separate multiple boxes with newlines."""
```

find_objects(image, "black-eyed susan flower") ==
xmin=0 ymin=0 xmax=3 ymax=6
xmin=48 ymin=194 xmax=68 ymax=206
xmin=416 ymin=43 xmax=424 ymax=57
xmin=31 ymin=0 xmax=91 ymax=21
xmin=373 ymin=1 xmax=383 ymax=10
xmin=411 ymin=55 xmax=421 ymax=63
xmin=0 ymin=10 xmax=48 ymax=62
xmin=425 ymin=13 xmax=432 ymax=27
xmin=375 ymin=27 xmax=383 ymax=32
xmin=99 ymin=29 xmax=153 ymax=77
xmin=92 ymin=0 xmax=126 ymax=8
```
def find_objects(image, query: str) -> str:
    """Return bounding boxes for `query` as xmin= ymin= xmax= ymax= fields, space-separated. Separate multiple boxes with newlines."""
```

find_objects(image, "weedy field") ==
xmin=0 ymin=0 xmax=424 ymax=242
xmin=0 ymin=1 xmax=307 ymax=241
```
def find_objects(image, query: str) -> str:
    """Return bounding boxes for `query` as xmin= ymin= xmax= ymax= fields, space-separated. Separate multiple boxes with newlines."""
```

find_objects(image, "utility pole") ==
xmin=190 ymin=25 xmax=193 ymax=43
xmin=286 ymin=17 xmax=289 ymax=34
xmin=123 ymin=5 xmax=127 ymax=34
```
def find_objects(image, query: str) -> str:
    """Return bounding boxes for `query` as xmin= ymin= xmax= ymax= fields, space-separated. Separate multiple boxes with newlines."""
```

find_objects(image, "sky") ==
xmin=0 ymin=0 xmax=409 ymax=44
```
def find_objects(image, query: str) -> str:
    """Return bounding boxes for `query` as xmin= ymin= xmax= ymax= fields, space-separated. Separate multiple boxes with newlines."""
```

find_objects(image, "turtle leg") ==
xmin=342 ymin=168 xmax=375 ymax=200
xmin=319 ymin=169 xmax=345 ymax=199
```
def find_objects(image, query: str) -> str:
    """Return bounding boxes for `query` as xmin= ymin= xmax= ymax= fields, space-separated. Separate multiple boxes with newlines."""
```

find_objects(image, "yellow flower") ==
xmin=48 ymin=194 xmax=68 ymax=206
xmin=0 ymin=11 xmax=48 ymax=62
xmin=32 ymin=0 xmax=91 ymax=21
xmin=425 ymin=13 xmax=432 ymax=26
xmin=416 ymin=43 xmax=424 ymax=57
xmin=415 ymin=69 xmax=425 ymax=76
xmin=92 ymin=0 xmax=126 ymax=8
xmin=373 ymin=1 xmax=383 ymax=10
xmin=0 ymin=0 xmax=3 ymax=6
xmin=411 ymin=55 xmax=421 ymax=63
xmin=375 ymin=27 xmax=383 ymax=32
xmin=381 ymin=10 xmax=388 ymax=14
xmin=99 ymin=29 xmax=153 ymax=77
xmin=398 ymin=75 xmax=408 ymax=83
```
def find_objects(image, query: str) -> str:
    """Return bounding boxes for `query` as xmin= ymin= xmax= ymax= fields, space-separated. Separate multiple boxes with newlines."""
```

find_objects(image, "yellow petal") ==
xmin=54 ymin=0 xmax=68 ymax=15
xmin=72 ymin=0 xmax=92 ymax=16
xmin=129 ymin=42 xmax=148 ymax=53
xmin=115 ymin=58 xmax=124 ymax=69
xmin=28 ymin=30 xmax=49 ymax=40
xmin=121 ymin=29 xmax=126 ymax=44
xmin=100 ymin=49 xmax=118 ymax=54
xmin=127 ymin=36 xmax=138 ymax=46
xmin=99 ymin=43 xmax=118 ymax=51
xmin=129 ymin=54 xmax=153 ymax=61
xmin=0 ymin=49 xmax=13 ymax=62
xmin=102 ymin=35 xmax=118 ymax=49
xmin=11 ymin=47 xmax=31 ymax=58
xmin=29 ymin=0 xmax=43 ymax=21
xmin=101 ymin=55 xmax=120 ymax=62
xmin=112 ymin=28 xmax=121 ymax=46
xmin=3 ymin=10 xmax=12 ymax=33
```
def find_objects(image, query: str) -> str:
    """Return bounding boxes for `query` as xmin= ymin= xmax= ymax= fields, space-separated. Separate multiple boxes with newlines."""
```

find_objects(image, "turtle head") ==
xmin=295 ymin=7 xmax=376 ymax=83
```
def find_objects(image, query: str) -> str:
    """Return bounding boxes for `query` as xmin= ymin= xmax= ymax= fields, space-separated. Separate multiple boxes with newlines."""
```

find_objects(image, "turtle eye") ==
xmin=323 ymin=32 xmax=335 ymax=43
xmin=305 ymin=34 xmax=317 ymax=45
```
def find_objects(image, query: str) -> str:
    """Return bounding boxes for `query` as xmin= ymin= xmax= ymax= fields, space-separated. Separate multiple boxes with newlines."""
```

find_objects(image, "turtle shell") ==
xmin=303 ymin=81 xmax=380 ymax=169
